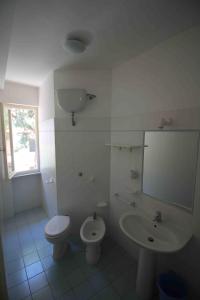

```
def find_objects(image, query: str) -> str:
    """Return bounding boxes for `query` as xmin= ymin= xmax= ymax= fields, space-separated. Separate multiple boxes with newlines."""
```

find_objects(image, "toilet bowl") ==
xmin=80 ymin=215 xmax=106 ymax=265
xmin=45 ymin=215 xmax=70 ymax=260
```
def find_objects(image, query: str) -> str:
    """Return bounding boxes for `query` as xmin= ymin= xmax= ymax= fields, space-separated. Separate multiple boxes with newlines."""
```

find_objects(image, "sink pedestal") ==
xmin=136 ymin=248 xmax=156 ymax=300
xmin=119 ymin=211 xmax=192 ymax=300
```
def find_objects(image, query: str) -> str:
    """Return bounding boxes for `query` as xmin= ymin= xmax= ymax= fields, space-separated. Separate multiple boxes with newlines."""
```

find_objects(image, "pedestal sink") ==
xmin=119 ymin=211 xmax=192 ymax=300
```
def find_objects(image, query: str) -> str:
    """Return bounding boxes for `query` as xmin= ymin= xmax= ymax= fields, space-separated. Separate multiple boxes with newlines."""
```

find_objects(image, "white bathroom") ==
xmin=0 ymin=1 xmax=200 ymax=300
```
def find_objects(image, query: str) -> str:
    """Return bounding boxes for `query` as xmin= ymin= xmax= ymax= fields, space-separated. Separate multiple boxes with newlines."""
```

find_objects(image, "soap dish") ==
xmin=97 ymin=201 xmax=108 ymax=208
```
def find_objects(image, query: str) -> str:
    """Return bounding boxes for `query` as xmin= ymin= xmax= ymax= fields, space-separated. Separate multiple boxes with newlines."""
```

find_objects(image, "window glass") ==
xmin=4 ymin=108 xmax=14 ymax=177
xmin=10 ymin=107 xmax=38 ymax=173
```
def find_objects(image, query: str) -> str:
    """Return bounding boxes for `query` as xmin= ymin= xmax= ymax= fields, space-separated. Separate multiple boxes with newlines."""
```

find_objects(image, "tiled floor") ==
xmin=2 ymin=208 xmax=139 ymax=300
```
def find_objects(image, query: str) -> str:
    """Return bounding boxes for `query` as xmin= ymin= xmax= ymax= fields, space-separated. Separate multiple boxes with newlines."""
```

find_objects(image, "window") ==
xmin=3 ymin=104 xmax=39 ymax=178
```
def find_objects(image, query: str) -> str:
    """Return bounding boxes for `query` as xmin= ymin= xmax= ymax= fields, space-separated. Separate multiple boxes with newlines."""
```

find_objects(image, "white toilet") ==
xmin=45 ymin=215 xmax=71 ymax=260
xmin=80 ymin=213 xmax=106 ymax=265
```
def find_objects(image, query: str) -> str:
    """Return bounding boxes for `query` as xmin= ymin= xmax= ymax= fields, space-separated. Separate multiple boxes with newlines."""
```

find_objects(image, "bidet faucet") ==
xmin=93 ymin=212 xmax=97 ymax=220
xmin=153 ymin=211 xmax=162 ymax=223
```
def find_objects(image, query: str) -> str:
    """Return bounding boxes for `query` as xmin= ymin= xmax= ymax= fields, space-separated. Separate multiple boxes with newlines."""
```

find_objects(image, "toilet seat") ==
xmin=46 ymin=229 xmax=68 ymax=240
xmin=45 ymin=215 xmax=70 ymax=238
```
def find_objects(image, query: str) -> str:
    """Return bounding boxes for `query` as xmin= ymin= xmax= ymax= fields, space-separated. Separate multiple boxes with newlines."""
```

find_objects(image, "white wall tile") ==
xmin=39 ymin=119 xmax=57 ymax=218
xmin=52 ymin=69 xmax=111 ymax=232
xmin=39 ymin=69 xmax=111 ymax=225
xmin=110 ymin=27 xmax=200 ymax=297
xmin=55 ymin=130 xmax=110 ymax=233
xmin=12 ymin=174 xmax=42 ymax=213
xmin=39 ymin=72 xmax=55 ymax=122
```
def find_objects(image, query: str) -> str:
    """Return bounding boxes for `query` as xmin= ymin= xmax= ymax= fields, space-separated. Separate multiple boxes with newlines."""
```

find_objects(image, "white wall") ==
xmin=39 ymin=73 xmax=58 ymax=218
xmin=111 ymin=26 xmax=200 ymax=117
xmin=0 ymin=113 xmax=6 ymax=222
xmin=39 ymin=69 xmax=111 ymax=225
xmin=39 ymin=119 xmax=57 ymax=218
xmin=54 ymin=69 xmax=111 ymax=233
xmin=0 ymin=109 xmax=14 ymax=218
xmin=0 ymin=0 xmax=16 ymax=89
xmin=0 ymin=81 xmax=38 ymax=106
xmin=0 ymin=81 xmax=42 ymax=218
xmin=12 ymin=174 xmax=42 ymax=213
xmin=110 ymin=26 xmax=200 ymax=298
xmin=39 ymin=73 xmax=55 ymax=122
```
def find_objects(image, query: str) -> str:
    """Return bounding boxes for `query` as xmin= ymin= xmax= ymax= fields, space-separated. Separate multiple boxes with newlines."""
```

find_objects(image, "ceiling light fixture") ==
xmin=64 ymin=38 xmax=86 ymax=54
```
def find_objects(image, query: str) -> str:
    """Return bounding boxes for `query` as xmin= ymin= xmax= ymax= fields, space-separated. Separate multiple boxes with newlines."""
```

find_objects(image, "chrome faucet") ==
xmin=153 ymin=211 xmax=162 ymax=223
xmin=93 ymin=212 xmax=97 ymax=220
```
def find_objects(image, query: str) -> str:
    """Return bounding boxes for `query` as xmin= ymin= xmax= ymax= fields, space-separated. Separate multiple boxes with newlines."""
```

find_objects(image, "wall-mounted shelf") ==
xmin=105 ymin=144 xmax=148 ymax=152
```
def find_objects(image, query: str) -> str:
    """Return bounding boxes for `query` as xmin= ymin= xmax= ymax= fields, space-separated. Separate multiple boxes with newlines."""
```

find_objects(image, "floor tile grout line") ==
xmin=5 ymin=217 xmax=29 ymax=293
xmin=4 ymin=208 xmax=138 ymax=300
xmin=5 ymin=215 xmax=48 ymax=296
xmin=25 ymin=278 xmax=32 ymax=300
xmin=29 ymin=272 xmax=50 ymax=299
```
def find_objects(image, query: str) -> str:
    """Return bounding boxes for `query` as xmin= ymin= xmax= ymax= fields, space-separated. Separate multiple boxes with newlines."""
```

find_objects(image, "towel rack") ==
xmin=105 ymin=144 xmax=147 ymax=152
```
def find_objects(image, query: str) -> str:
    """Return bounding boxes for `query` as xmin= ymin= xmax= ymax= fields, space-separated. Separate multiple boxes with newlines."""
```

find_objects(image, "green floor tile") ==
xmin=120 ymin=290 xmax=140 ymax=300
xmin=3 ymin=209 xmax=138 ymax=300
xmin=67 ymin=267 xmax=87 ymax=288
xmin=92 ymin=286 xmax=120 ymax=300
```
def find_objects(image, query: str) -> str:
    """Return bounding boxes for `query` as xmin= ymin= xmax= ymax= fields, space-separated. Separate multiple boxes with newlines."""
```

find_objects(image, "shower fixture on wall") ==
xmin=158 ymin=117 xmax=173 ymax=129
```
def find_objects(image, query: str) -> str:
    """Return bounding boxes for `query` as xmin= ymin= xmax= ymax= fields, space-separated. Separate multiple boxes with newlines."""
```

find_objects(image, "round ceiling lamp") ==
xmin=64 ymin=38 xmax=86 ymax=54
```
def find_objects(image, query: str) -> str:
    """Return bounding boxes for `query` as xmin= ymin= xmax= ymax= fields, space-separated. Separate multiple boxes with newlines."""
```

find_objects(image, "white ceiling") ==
xmin=0 ymin=0 xmax=16 ymax=89
xmin=5 ymin=0 xmax=200 ymax=86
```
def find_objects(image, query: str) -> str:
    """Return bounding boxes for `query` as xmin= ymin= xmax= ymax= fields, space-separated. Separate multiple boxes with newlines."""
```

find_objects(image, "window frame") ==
xmin=3 ymin=103 xmax=40 ymax=178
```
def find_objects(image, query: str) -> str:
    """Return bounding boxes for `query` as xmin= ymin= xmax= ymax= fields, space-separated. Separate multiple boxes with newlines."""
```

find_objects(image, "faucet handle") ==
xmin=130 ymin=201 xmax=136 ymax=208
xmin=153 ymin=210 xmax=162 ymax=222
xmin=93 ymin=212 xmax=97 ymax=220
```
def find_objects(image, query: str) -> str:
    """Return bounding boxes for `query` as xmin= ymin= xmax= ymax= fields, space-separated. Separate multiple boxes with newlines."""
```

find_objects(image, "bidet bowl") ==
xmin=80 ymin=215 xmax=106 ymax=264
xmin=80 ymin=216 xmax=106 ymax=245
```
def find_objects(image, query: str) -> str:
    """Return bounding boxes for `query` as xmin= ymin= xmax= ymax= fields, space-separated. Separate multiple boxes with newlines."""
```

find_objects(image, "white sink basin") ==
xmin=119 ymin=211 xmax=192 ymax=300
xmin=119 ymin=211 xmax=191 ymax=253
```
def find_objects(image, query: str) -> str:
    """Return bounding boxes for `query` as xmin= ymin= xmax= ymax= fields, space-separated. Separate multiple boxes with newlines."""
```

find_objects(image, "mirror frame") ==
xmin=141 ymin=130 xmax=200 ymax=213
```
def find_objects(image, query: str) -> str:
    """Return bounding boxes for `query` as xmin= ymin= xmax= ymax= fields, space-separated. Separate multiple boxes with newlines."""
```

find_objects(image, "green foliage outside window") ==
xmin=11 ymin=108 xmax=36 ymax=151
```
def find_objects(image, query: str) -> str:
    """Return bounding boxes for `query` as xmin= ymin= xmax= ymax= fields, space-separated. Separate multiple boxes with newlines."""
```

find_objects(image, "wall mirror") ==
xmin=143 ymin=131 xmax=199 ymax=211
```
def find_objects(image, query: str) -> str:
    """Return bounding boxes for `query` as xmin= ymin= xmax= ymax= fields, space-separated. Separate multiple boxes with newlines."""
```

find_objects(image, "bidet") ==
xmin=80 ymin=215 xmax=106 ymax=264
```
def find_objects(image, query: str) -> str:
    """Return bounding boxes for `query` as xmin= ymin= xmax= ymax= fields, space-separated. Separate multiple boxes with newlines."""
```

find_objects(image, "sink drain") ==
xmin=92 ymin=232 xmax=96 ymax=236
xmin=148 ymin=236 xmax=154 ymax=242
